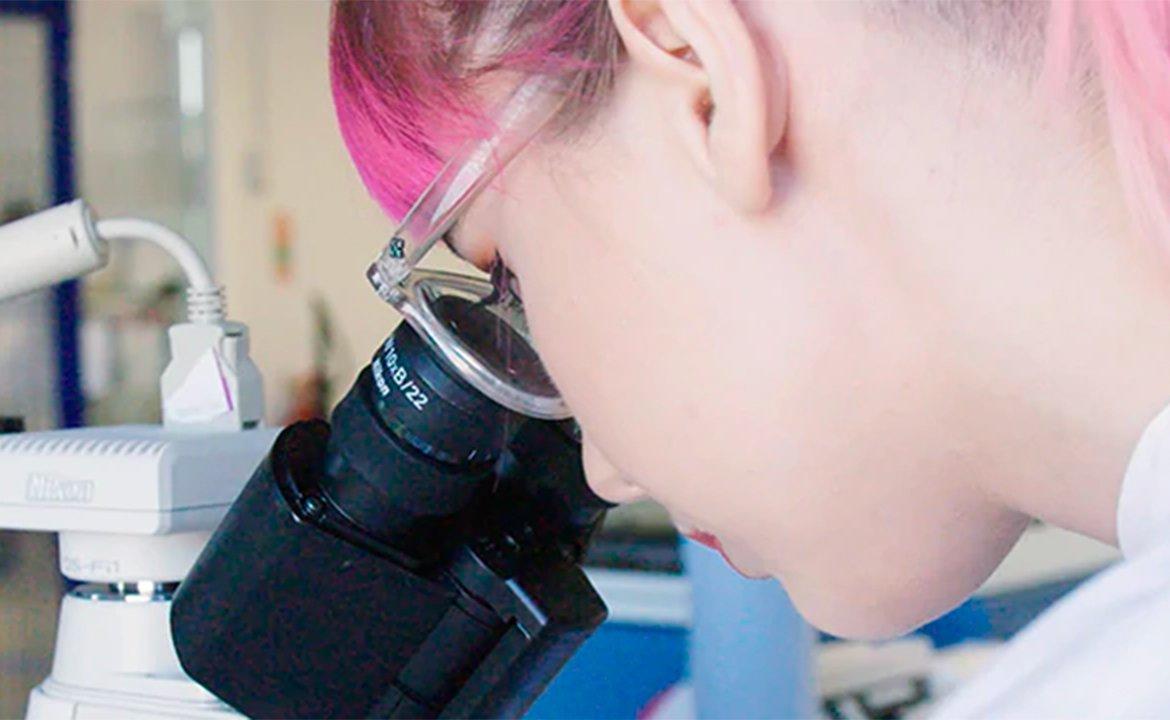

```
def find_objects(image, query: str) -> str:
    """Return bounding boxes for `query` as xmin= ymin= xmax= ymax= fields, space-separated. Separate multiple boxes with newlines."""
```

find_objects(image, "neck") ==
xmin=1000 ymin=274 xmax=1170 ymax=546
xmin=778 ymin=7 xmax=1170 ymax=547
xmin=973 ymin=165 xmax=1170 ymax=547
xmin=847 ymin=73 xmax=1170 ymax=548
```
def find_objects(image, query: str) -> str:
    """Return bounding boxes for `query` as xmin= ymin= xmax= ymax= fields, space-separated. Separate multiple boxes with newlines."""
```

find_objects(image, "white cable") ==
xmin=94 ymin=218 xmax=225 ymax=323
xmin=95 ymin=218 xmax=214 ymax=289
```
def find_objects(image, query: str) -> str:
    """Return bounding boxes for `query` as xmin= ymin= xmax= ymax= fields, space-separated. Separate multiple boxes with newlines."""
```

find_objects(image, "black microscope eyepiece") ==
xmin=361 ymin=314 xmax=513 ymax=465
xmin=319 ymin=318 xmax=513 ymax=562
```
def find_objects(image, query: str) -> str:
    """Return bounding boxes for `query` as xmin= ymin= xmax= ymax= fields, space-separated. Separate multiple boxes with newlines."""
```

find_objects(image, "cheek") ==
xmin=500 ymin=175 xmax=798 ymax=533
xmin=496 ymin=154 xmax=815 ymax=523
xmin=494 ymin=142 xmax=1021 ymax=640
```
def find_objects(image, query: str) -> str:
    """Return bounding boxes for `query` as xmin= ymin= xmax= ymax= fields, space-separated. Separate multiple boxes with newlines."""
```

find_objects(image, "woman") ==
xmin=331 ymin=1 xmax=1170 ymax=714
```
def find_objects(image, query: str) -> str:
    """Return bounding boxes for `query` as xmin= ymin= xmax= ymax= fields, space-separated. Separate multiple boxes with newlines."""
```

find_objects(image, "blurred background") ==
xmin=0 ymin=2 xmax=1122 ymax=718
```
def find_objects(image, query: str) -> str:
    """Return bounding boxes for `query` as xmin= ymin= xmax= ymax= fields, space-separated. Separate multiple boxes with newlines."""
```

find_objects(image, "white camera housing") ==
xmin=0 ymin=425 xmax=280 ymax=582
xmin=0 ymin=425 xmax=279 ymax=719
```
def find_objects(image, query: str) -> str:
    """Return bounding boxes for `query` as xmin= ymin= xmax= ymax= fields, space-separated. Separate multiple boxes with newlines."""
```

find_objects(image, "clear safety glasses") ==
xmin=367 ymin=78 xmax=570 ymax=420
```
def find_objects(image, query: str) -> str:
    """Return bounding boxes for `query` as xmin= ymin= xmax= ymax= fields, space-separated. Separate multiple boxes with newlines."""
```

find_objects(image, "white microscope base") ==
xmin=26 ymin=592 xmax=240 ymax=720
xmin=28 ymin=679 xmax=238 ymax=720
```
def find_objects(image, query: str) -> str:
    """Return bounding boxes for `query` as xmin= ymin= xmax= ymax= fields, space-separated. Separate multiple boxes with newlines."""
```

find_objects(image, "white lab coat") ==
xmin=931 ymin=403 xmax=1170 ymax=717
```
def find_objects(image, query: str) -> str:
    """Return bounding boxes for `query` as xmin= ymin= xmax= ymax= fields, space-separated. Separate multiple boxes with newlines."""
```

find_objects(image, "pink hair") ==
xmin=329 ymin=1 xmax=618 ymax=220
xmin=332 ymin=0 xmax=1170 ymax=256
xmin=1047 ymin=0 xmax=1170 ymax=249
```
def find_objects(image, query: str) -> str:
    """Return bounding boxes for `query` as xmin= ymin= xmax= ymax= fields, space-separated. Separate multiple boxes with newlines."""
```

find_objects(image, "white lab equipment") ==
xmin=0 ymin=201 xmax=269 ymax=718
xmin=0 ymin=200 xmax=262 ymax=431
xmin=0 ymin=201 xmax=107 ymax=302
xmin=0 ymin=426 xmax=277 ymax=718
xmin=0 ymin=202 xmax=104 ymax=432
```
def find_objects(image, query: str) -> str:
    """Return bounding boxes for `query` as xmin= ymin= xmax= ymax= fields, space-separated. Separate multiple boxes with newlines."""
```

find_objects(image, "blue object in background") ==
xmin=684 ymin=539 xmax=816 ymax=720
xmin=528 ymin=622 xmax=688 ymax=719
xmin=916 ymin=575 xmax=1088 ymax=648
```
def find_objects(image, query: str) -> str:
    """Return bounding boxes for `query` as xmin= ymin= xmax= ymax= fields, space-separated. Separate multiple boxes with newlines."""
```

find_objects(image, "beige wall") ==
xmin=0 ymin=18 xmax=49 ymax=208
xmin=208 ymin=0 xmax=463 ymax=419
xmin=75 ymin=2 xmax=186 ymax=235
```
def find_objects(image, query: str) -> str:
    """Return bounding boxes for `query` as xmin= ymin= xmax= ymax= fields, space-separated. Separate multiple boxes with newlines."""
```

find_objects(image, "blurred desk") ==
xmin=977 ymin=523 xmax=1118 ymax=597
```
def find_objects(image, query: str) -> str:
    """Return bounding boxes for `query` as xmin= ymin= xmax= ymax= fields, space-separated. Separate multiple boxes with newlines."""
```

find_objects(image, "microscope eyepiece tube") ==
xmin=0 ymin=201 xmax=108 ymax=302
xmin=317 ymin=317 xmax=514 ymax=561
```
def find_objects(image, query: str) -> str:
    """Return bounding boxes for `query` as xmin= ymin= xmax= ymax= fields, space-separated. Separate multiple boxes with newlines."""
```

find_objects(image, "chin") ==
xmin=812 ymin=610 xmax=932 ymax=642
xmin=784 ymin=580 xmax=960 ymax=642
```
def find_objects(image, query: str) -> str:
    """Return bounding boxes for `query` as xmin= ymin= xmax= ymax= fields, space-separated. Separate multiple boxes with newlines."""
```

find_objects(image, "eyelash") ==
xmin=488 ymin=254 xmax=524 ymax=306
xmin=444 ymin=225 xmax=523 ymax=303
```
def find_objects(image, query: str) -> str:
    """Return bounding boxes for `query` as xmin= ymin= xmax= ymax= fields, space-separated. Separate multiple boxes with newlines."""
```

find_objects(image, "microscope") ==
xmin=0 ymin=202 xmax=609 ymax=719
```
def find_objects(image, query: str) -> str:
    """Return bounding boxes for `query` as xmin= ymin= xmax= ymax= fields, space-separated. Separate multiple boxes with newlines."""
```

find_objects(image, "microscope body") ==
xmin=173 ymin=324 xmax=611 ymax=718
xmin=174 ymin=420 xmax=607 ymax=719
xmin=0 ymin=348 xmax=606 ymax=720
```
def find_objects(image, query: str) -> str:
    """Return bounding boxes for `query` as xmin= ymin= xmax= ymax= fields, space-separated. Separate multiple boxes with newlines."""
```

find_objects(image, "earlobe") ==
xmin=607 ymin=0 xmax=787 ymax=214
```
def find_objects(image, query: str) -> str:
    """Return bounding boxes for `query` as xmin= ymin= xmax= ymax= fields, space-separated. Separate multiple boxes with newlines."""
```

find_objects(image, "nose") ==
xmin=581 ymin=438 xmax=646 ymax=504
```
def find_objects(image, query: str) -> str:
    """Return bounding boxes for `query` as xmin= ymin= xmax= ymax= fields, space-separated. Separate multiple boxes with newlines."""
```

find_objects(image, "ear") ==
xmin=607 ymin=0 xmax=786 ymax=213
